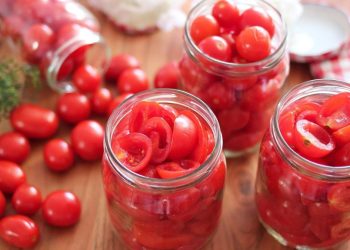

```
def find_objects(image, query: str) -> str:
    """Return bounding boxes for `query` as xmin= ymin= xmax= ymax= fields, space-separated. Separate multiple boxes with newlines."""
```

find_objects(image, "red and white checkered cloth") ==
xmin=310 ymin=40 xmax=350 ymax=82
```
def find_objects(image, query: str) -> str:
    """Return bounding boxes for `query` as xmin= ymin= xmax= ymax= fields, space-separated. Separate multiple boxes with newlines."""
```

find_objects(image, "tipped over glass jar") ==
xmin=0 ymin=0 xmax=109 ymax=93
xmin=179 ymin=0 xmax=289 ymax=156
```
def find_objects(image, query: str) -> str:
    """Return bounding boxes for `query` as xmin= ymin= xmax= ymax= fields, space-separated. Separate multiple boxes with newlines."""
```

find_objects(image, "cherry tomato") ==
xmin=156 ymin=162 xmax=196 ymax=179
xmin=42 ymin=191 xmax=81 ymax=227
xmin=190 ymin=15 xmax=220 ymax=45
xmin=236 ymin=26 xmax=271 ymax=62
xmin=11 ymin=104 xmax=59 ymax=139
xmin=0 ymin=132 xmax=30 ymax=164
xmin=140 ymin=117 xmax=172 ymax=163
xmin=198 ymin=36 xmax=232 ymax=62
xmin=239 ymin=7 xmax=275 ymax=37
xmin=294 ymin=119 xmax=335 ymax=158
xmin=204 ymin=82 xmax=235 ymax=111
xmin=328 ymin=182 xmax=350 ymax=212
xmin=117 ymin=68 xmax=149 ymax=94
xmin=168 ymin=114 xmax=198 ymax=160
xmin=57 ymin=92 xmax=91 ymax=124
xmin=218 ymin=107 xmax=250 ymax=139
xmin=1 ymin=15 xmax=23 ymax=38
xmin=23 ymin=24 xmax=54 ymax=63
xmin=333 ymin=125 xmax=350 ymax=146
xmin=108 ymin=93 xmax=133 ymax=116
xmin=279 ymin=111 xmax=296 ymax=147
xmin=72 ymin=64 xmax=102 ymax=93
xmin=0 ymin=161 xmax=26 ymax=194
xmin=105 ymin=54 xmax=140 ymax=82
xmin=220 ymin=32 xmax=237 ymax=54
xmin=330 ymin=143 xmax=350 ymax=166
xmin=331 ymin=219 xmax=350 ymax=240
xmin=0 ymin=215 xmax=39 ymax=248
xmin=0 ymin=191 xmax=5 ymax=217
xmin=11 ymin=184 xmax=42 ymax=216
xmin=112 ymin=133 xmax=152 ymax=172
xmin=43 ymin=139 xmax=75 ymax=172
xmin=56 ymin=23 xmax=83 ymax=47
xmin=71 ymin=120 xmax=104 ymax=161
xmin=212 ymin=0 xmax=240 ymax=28
xmin=154 ymin=62 xmax=180 ymax=89
xmin=91 ymin=87 xmax=113 ymax=115
xmin=57 ymin=56 xmax=74 ymax=81
xmin=222 ymin=74 xmax=257 ymax=90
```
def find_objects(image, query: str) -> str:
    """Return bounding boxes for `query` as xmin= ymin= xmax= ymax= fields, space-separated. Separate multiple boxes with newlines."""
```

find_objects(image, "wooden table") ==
xmin=1 ymin=0 xmax=350 ymax=249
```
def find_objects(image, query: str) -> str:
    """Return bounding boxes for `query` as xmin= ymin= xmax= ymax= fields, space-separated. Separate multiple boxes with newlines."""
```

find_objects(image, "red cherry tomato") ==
xmin=57 ymin=56 xmax=74 ymax=81
xmin=220 ymin=32 xmax=237 ymax=54
xmin=23 ymin=24 xmax=54 ymax=63
xmin=239 ymin=7 xmax=275 ymax=37
xmin=331 ymin=219 xmax=350 ymax=240
xmin=333 ymin=125 xmax=350 ymax=145
xmin=218 ymin=107 xmax=250 ymax=139
xmin=42 ymin=191 xmax=81 ymax=227
xmin=117 ymin=68 xmax=149 ymax=94
xmin=10 ymin=104 xmax=59 ymax=139
xmin=1 ymin=15 xmax=23 ymax=38
xmin=330 ymin=143 xmax=350 ymax=166
xmin=212 ymin=0 xmax=240 ymax=28
xmin=0 ymin=132 xmax=30 ymax=164
xmin=90 ymin=87 xmax=113 ymax=115
xmin=107 ymin=93 xmax=133 ymax=116
xmin=279 ymin=111 xmax=296 ymax=148
xmin=198 ymin=36 xmax=232 ymax=62
xmin=56 ymin=23 xmax=83 ymax=47
xmin=168 ymin=114 xmax=198 ymax=160
xmin=327 ymin=182 xmax=350 ymax=212
xmin=204 ymin=82 xmax=235 ymax=112
xmin=105 ymin=54 xmax=140 ymax=82
xmin=112 ymin=133 xmax=152 ymax=172
xmin=0 ymin=161 xmax=26 ymax=194
xmin=11 ymin=184 xmax=42 ymax=216
xmin=44 ymin=139 xmax=75 ymax=172
xmin=156 ymin=161 xmax=199 ymax=179
xmin=72 ymin=64 xmax=102 ymax=93
xmin=71 ymin=120 xmax=104 ymax=161
xmin=0 ymin=215 xmax=39 ymax=248
xmin=294 ymin=119 xmax=335 ymax=158
xmin=154 ymin=62 xmax=180 ymax=89
xmin=57 ymin=92 xmax=91 ymax=124
xmin=236 ymin=26 xmax=271 ymax=62
xmin=140 ymin=117 xmax=172 ymax=163
xmin=190 ymin=15 xmax=220 ymax=45
xmin=0 ymin=191 xmax=5 ymax=217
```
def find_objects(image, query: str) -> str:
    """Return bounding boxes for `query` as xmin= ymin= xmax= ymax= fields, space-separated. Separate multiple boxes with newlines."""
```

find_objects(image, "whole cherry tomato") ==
xmin=239 ymin=7 xmax=275 ymax=37
xmin=0 ymin=161 xmax=26 ymax=194
xmin=43 ymin=139 xmax=75 ymax=172
xmin=11 ymin=104 xmax=59 ymax=139
xmin=117 ymin=68 xmax=149 ymax=94
xmin=105 ymin=54 xmax=140 ymax=82
xmin=154 ymin=62 xmax=180 ymax=89
xmin=91 ymin=88 xmax=112 ymax=115
xmin=0 ymin=132 xmax=30 ymax=164
xmin=71 ymin=120 xmax=104 ymax=161
xmin=0 ymin=191 xmax=5 ymax=217
xmin=72 ymin=64 xmax=102 ymax=93
xmin=212 ymin=0 xmax=240 ymax=28
xmin=190 ymin=15 xmax=220 ymax=45
xmin=236 ymin=26 xmax=271 ymax=62
xmin=198 ymin=36 xmax=232 ymax=62
xmin=42 ymin=191 xmax=81 ymax=227
xmin=0 ymin=215 xmax=39 ymax=248
xmin=57 ymin=92 xmax=91 ymax=124
xmin=11 ymin=184 xmax=42 ymax=216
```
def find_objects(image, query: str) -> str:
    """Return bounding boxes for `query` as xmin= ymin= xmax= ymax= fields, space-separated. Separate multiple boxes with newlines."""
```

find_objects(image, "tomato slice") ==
xmin=294 ymin=119 xmax=335 ymax=158
xmin=156 ymin=162 xmax=198 ymax=179
xmin=129 ymin=101 xmax=176 ymax=132
xmin=328 ymin=182 xmax=350 ymax=212
xmin=168 ymin=114 xmax=198 ymax=160
xmin=140 ymin=117 xmax=172 ymax=164
xmin=332 ymin=124 xmax=350 ymax=146
xmin=112 ymin=133 xmax=152 ymax=172
xmin=317 ymin=93 xmax=350 ymax=130
xmin=279 ymin=111 xmax=296 ymax=148
xmin=330 ymin=142 xmax=350 ymax=166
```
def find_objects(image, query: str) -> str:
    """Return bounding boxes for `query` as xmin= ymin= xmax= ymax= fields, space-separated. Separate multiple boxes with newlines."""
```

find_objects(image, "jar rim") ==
xmin=184 ymin=0 xmax=288 ymax=75
xmin=104 ymin=88 xmax=223 ymax=191
xmin=272 ymin=79 xmax=350 ymax=181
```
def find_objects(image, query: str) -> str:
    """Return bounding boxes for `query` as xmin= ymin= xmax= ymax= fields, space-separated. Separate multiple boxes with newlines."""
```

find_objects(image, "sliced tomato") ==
xmin=294 ymin=119 xmax=335 ymax=158
xmin=297 ymin=110 xmax=319 ymax=123
xmin=156 ymin=162 xmax=196 ymax=179
xmin=279 ymin=111 xmax=296 ymax=148
xmin=333 ymin=124 xmax=350 ymax=146
xmin=328 ymin=182 xmax=350 ymax=212
xmin=133 ymin=220 xmax=184 ymax=237
xmin=330 ymin=142 xmax=350 ymax=166
xmin=112 ymin=133 xmax=152 ymax=172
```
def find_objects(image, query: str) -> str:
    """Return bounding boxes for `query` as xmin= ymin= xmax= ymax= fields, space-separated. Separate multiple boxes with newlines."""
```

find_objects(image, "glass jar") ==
xmin=179 ymin=0 xmax=289 ymax=156
xmin=0 ymin=0 xmax=109 ymax=93
xmin=256 ymin=80 xmax=350 ymax=249
xmin=103 ymin=89 xmax=226 ymax=250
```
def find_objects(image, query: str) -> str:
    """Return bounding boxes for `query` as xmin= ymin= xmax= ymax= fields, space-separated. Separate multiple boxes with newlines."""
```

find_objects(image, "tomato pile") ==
xmin=179 ymin=0 xmax=289 ymax=153
xmin=102 ymin=96 xmax=226 ymax=249
xmin=256 ymin=92 xmax=350 ymax=248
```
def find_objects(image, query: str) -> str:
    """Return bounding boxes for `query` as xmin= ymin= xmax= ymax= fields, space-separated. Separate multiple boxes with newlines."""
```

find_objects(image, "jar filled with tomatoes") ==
xmin=256 ymin=80 xmax=350 ymax=249
xmin=179 ymin=0 xmax=289 ymax=156
xmin=0 ymin=0 xmax=109 ymax=93
xmin=103 ymin=89 xmax=226 ymax=250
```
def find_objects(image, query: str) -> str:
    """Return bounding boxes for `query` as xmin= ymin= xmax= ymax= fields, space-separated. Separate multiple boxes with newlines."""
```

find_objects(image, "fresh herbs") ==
xmin=0 ymin=59 xmax=40 ymax=119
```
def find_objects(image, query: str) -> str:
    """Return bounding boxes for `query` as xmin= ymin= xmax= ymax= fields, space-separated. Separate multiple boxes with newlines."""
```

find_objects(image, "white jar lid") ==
xmin=289 ymin=3 xmax=350 ymax=63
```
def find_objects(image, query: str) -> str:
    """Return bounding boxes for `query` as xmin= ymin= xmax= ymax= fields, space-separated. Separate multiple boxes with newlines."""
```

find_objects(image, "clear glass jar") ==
xmin=103 ymin=89 xmax=226 ymax=250
xmin=256 ymin=80 xmax=350 ymax=249
xmin=0 ymin=0 xmax=109 ymax=93
xmin=179 ymin=0 xmax=289 ymax=156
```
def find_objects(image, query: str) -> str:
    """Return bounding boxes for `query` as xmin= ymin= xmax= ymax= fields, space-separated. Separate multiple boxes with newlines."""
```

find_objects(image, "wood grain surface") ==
xmin=1 ymin=0 xmax=350 ymax=249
